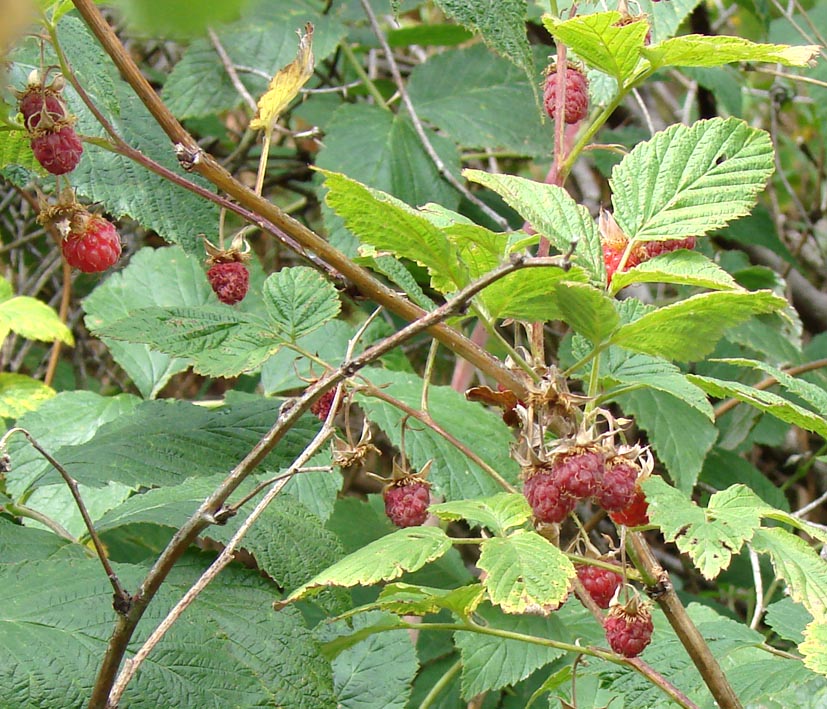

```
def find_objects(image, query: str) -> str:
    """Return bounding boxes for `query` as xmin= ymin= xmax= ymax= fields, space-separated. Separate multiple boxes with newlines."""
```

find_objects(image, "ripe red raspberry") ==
xmin=523 ymin=465 xmax=577 ymax=524
xmin=552 ymin=445 xmax=604 ymax=499
xmin=640 ymin=236 xmax=697 ymax=260
xmin=595 ymin=456 xmax=640 ymax=512
xmin=603 ymin=598 xmax=654 ymax=657
xmin=19 ymin=91 xmax=67 ymax=132
xmin=576 ymin=561 xmax=622 ymax=609
xmin=543 ymin=63 xmax=589 ymax=124
xmin=61 ymin=214 xmax=122 ymax=273
xmin=310 ymin=389 xmax=337 ymax=420
xmin=207 ymin=261 xmax=249 ymax=305
xmin=609 ymin=487 xmax=650 ymax=527
xmin=30 ymin=125 xmax=83 ymax=175
xmin=383 ymin=477 xmax=431 ymax=527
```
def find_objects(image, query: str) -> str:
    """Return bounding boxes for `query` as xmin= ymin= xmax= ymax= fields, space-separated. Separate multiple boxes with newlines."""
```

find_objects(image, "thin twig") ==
xmin=748 ymin=545 xmax=765 ymax=630
xmin=107 ymin=425 xmax=336 ymax=705
xmin=0 ymin=428 xmax=131 ymax=613
xmin=207 ymin=27 xmax=257 ymax=112
xmin=358 ymin=0 xmax=509 ymax=230
xmin=44 ymin=259 xmax=72 ymax=387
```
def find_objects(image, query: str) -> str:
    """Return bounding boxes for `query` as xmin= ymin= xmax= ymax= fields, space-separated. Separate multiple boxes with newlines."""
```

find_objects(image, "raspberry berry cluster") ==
xmin=381 ymin=460 xmax=432 ymax=528
xmin=17 ymin=70 xmax=83 ymax=176
xmin=520 ymin=437 xmax=650 ymax=527
xmin=203 ymin=233 xmax=251 ymax=305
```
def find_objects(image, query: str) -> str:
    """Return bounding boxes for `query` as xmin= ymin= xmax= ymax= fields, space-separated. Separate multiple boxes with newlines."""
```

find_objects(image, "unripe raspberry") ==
xmin=543 ymin=63 xmax=589 ymax=124
xmin=30 ymin=125 xmax=83 ymax=175
xmin=640 ymin=236 xmax=696 ymax=260
xmin=609 ymin=487 xmax=650 ymax=527
xmin=603 ymin=597 xmax=654 ymax=657
xmin=522 ymin=465 xmax=577 ymax=524
xmin=310 ymin=389 xmax=337 ymax=421
xmin=207 ymin=261 xmax=249 ymax=305
xmin=576 ymin=561 xmax=622 ymax=609
xmin=383 ymin=477 xmax=431 ymax=528
xmin=595 ymin=456 xmax=640 ymax=512
xmin=61 ymin=214 xmax=122 ymax=273
xmin=552 ymin=445 xmax=604 ymax=500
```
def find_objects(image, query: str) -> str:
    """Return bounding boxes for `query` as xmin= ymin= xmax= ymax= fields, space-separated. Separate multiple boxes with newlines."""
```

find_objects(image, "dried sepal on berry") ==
xmin=204 ymin=233 xmax=251 ymax=305
xmin=381 ymin=460 xmax=432 ymax=528
xmin=603 ymin=593 xmax=654 ymax=658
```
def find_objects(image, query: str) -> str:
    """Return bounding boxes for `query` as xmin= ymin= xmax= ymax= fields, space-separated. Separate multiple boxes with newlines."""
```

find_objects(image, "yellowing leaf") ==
xmin=249 ymin=23 xmax=314 ymax=132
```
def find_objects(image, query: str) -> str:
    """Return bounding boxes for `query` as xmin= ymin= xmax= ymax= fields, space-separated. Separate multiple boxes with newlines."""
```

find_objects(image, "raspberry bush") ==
xmin=1 ymin=2 xmax=826 ymax=708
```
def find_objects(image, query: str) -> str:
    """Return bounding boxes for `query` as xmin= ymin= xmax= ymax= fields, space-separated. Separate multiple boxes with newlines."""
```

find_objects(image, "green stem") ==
xmin=420 ymin=660 xmax=461 ymax=709
xmin=470 ymin=305 xmax=539 ymax=382
xmin=340 ymin=41 xmax=388 ymax=108
xmin=3 ymin=502 xmax=78 ymax=543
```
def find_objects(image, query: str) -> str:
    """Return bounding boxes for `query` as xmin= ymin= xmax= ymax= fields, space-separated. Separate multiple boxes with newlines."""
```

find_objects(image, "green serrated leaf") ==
xmin=608 ymin=250 xmax=740 ymax=294
xmin=7 ymin=391 xmax=141 ymax=497
xmin=478 ymin=530 xmax=574 ymax=614
xmin=463 ymin=170 xmax=604 ymax=281
xmin=610 ymin=290 xmax=787 ymax=362
xmin=611 ymin=118 xmax=774 ymax=243
xmin=263 ymin=266 xmax=341 ymax=342
xmin=0 ymin=127 xmax=43 ymax=175
xmin=643 ymin=478 xmax=768 ymax=579
xmin=801 ymin=620 xmax=827 ymax=676
xmin=318 ymin=103 xmax=461 ymax=209
xmin=0 ymin=296 xmax=73 ymax=345
xmin=97 ymin=305 xmax=280 ymax=378
xmin=689 ymin=374 xmax=827 ymax=439
xmin=454 ymin=603 xmax=566 ymax=699
xmin=555 ymin=282 xmax=619 ymax=343
xmin=599 ymin=347 xmax=714 ymax=419
xmin=481 ymin=266 xmax=589 ymax=323
xmin=376 ymin=583 xmax=485 ymax=617
xmin=429 ymin=493 xmax=532 ymax=535
xmin=765 ymin=597 xmax=812 ymax=645
xmin=712 ymin=358 xmax=827 ymax=415
xmin=280 ymin=527 xmax=453 ymax=606
xmin=366 ymin=255 xmax=437 ymax=311
xmin=355 ymin=369 xmax=520 ymax=500
xmin=83 ymin=246 xmax=216 ymax=398
xmin=753 ymin=527 xmax=827 ymax=622
xmin=0 ymin=518 xmax=84 ymax=563
xmin=407 ymin=44 xmax=550 ymax=157
xmin=321 ymin=169 xmax=467 ymax=293
xmin=330 ymin=611 xmax=418 ymax=709
xmin=433 ymin=0 xmax=534 ymax=85
xmin=0 ymin=374 xmax=55 ymax=419
xmin=28 ymin=397 xmax=318 ymax=490
xmin=544 ymin=11 xmax=649 ymax=82
xmin=644 ymin=35 xmax=819 ymax=70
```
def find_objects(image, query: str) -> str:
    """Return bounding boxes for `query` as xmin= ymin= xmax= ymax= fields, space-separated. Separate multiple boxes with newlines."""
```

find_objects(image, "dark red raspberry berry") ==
xmin=543 ymin=63 xmax=589 ymax=124
xmin=641 ymin=236 xmax=696 ymax=260
xmin=383 ymin=478 xmax=431 ymax=528
xmin=61 ymin=214 xmax=122 ymax=273
xmin=207 ymin=261 xmax=249 ymax=305
xmin=595 ymin=457 xmax=640 ymax=512
xmin=577 ymin=561 xmax=622 ymax=609
xmin=310 ymin=389 xmax=337 ymax=421
xmin=30 ymin=125 xmax=83 ymax=175
xmin=609 ymin=487 xmax=650 ymax=527
xmin=523 ymin=466 xmax=577 ymax=524
xmin=603 ymin=598 xmax=654 ymax=657
xmin=19 ymin=91 xmax=67 ymax=132
xmin=552 ymin=445 xmax=604 ymax=499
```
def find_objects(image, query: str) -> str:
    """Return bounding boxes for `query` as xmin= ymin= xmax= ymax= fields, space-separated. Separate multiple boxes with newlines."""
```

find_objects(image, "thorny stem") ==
xmin=0 ymin=428 xmax=131 ymax=613
xmin=85 ymin=254 xmax=567 ymax=708
xmin=629 ymin=533 xmax=743 ymax=709
xmin=69 ymin=0 xmax=532 ymax=403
